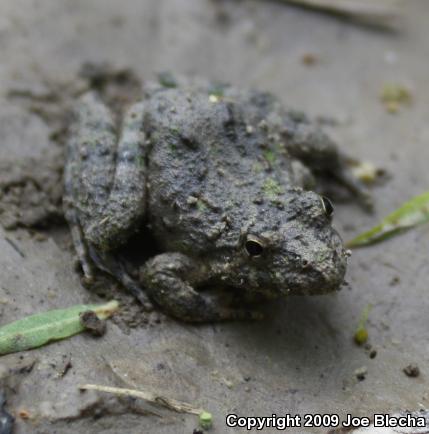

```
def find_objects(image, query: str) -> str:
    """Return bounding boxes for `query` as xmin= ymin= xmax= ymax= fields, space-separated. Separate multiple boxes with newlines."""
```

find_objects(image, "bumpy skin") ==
xmin=64 ymin=80 xmax=368 ymax=322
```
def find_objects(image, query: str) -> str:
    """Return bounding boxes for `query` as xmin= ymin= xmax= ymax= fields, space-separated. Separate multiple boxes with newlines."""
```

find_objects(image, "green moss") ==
xmin=169 ymin=126 xmax=180 ymax=135
xmin=263 ymin=178 xmax=283 ymax=200
xmin=263 ymin=150 xmax=276 ymax=165
xmin=169 ymin=142 xmax=177 ymax=152
xmin=151 ymin=132 xmax=160 ymax=143
xmin=137 ymin=155 xmax=146 ymax=168
xmin=197 ymin=200 xmax=208 ymax=212
xmin=252 ymin=162 xmax=263 ymax=173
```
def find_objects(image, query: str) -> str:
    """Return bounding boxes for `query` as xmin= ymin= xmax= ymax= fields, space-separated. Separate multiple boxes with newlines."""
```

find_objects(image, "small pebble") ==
xmin=354 ymin=366 xmax=367 ymax=381
xmin=403 ymin=364 xmax=420 ymax=378
xmin=79 ymin=311 xmax=106 ymax=337
xmin=301 ymin=53 xmax=318 ymax=66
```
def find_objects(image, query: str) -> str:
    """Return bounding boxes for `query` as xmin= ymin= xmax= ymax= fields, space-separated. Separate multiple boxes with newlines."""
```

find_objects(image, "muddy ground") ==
xmin=0 ymin=1 xmax=429 ymax=433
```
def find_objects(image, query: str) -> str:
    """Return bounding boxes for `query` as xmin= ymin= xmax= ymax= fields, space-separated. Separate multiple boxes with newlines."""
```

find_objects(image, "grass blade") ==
xmin=0 ymin=300 xmax=119 ymax=355
xmin=347 ymin=191 xmax=429 ymax=247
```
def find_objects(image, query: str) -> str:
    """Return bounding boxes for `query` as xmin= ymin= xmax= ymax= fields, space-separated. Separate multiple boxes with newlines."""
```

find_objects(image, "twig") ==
xmin=277 ymin=0 xmax=400 ymax=26
xmin=79 ymin=384 xmax=204 ymax=415
xmin=5 ymin=237 xmax=25 ymax=258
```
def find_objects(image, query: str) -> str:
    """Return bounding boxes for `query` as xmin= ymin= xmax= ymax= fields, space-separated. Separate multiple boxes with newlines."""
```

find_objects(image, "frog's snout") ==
xmin=283 ymin=231 xmax=348 ymax=295
xmin=292 ymin=257 xmax=347 ymax=295
xmin=302 ymin=245 xmax=347 ymax=294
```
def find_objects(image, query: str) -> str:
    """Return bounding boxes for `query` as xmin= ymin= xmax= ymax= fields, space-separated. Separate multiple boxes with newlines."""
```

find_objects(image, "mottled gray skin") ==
xmin=64 ymin=80 xmax=369 ymax=322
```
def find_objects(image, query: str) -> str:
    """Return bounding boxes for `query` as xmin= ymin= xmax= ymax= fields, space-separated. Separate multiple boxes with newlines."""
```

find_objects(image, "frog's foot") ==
xmin=147 ymin=282 xmax=263 ymax=322
xmin=331 ymin=165 xmax=373 ymax=211
xmin=64 ymin=202 xmax=152 ymax=309
xmin=141 ymin=253 xmax=263 ymax=322
xmin=88 ymin=246 xmax=153 ymax=311
xmin=64 ymin=205 xmax=96 ymax=282
xmin=283 ymin=119 xmax=373 ymax=210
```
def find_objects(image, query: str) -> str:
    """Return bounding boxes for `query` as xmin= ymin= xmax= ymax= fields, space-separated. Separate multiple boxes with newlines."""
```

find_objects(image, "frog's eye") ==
xmin=320 ymin=196 xmax=334 ymax=218
xmin=244 ymin=236 xmax=264 ymax=257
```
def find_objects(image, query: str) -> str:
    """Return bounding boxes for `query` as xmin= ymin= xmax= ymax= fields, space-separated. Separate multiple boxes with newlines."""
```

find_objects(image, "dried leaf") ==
xmin=347 ymin=191 xmax=429 ymax=247
xmin=0 ymin=300 xmax=118 ymax=355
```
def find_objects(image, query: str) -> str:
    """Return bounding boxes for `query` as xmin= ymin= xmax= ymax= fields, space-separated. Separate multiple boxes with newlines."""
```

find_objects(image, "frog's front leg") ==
xmin=284 ymin=116 xmax=372 ymax=209
xmin=141 ymin=253 xmax=262 ymax=322
xmin=64 ymin=93 xmax=151 ymax=307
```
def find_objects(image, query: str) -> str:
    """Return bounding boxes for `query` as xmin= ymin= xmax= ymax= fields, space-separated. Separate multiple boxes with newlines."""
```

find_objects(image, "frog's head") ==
xmin=236 ymin=190 xmax=348 ymax=296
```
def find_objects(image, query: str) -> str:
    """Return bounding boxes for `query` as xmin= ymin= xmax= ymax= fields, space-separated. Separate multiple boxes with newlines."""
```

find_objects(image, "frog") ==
xmin=64 ymin=78 xmax=370 ymax=322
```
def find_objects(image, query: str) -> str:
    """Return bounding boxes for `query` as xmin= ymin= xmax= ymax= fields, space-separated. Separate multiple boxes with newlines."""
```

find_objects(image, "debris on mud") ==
xmin=403 ymin=364 xmax=420 ymax=378
xmin=0 ymin=391 xmax=14 ymax=434
xmin=0 ymin=156 xmax=64 ymax=230
xmin=56 ymin=354 xmax=73 ymax=379
xmin=301 ymin=52 xmax=319 ymax=66
xmin=79 ymin=310 xmax=107 ymax=337
xmin=350 ymin=161 xmax=386 ymax=185
xmin=380 ymin=82 xmax=413 ymax=114
xmin=354 ymin=366 xmax=367 ymax=381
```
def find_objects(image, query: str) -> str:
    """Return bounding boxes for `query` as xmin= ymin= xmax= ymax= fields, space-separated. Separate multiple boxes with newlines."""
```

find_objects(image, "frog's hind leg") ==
xmin=64 ymin=92 xmax=118 ymax=277
xmin=63 ymin=203 xmax=95 ymax=282
xmin=63 ymin=93 xmax=112 ymax=281
xmin=64 ymin=93 xmax=151 ymax=306
xmin=81 ymin=97 xmax=148 ymax=251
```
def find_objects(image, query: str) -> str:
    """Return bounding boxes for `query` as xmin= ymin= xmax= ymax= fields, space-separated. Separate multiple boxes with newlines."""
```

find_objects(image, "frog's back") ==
xmin=144 ymin=86 xmax=294 ymax=255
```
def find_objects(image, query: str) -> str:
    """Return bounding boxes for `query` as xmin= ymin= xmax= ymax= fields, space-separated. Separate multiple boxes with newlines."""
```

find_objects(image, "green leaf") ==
xmin=0 ymin=300 xmax=119 ymax=355
xmin=347 ymin=191 xmax=429 ymax=247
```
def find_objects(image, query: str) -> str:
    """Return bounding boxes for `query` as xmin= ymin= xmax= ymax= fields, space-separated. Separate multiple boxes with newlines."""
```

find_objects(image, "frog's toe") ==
xmin=87 ymin=246 xmax=153 ymax=310
xmin=360 ymin=191 xmax=374 ymax=212
xmin=333 ymin=166 xmax=374 ymax=211
xmin=241 ymin=309 xmax=265 ymax=321
xmin=129 ymin=285 xmax=154 ymax=311
xmin=106 ymin=267 xmax=154 ymax=311
xmin=349 ymin=182 xmax=373 ymax=211
xmin=81 ymin=274 xmax=96 ymax=287
xmin=218 ymin=307 xmax=264 ymax=321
